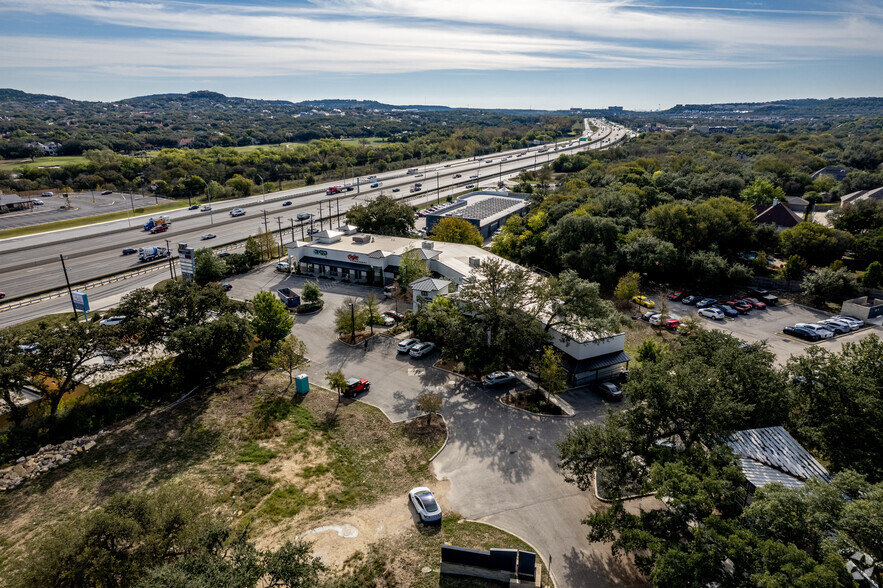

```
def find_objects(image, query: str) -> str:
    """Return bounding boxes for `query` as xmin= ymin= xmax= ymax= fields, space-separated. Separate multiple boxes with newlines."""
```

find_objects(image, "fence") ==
xmin=440 ymin=544 xmax=538 ymax=585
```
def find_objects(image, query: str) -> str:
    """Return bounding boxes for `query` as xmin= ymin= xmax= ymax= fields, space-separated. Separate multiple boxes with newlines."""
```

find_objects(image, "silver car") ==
xmin=397 ymin=338 xmax=421 ymax=353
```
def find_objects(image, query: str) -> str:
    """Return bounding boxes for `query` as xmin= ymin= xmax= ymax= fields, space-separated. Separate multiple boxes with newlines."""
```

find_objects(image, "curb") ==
xmin=496 ymin=393 xmax=574 ymax=419
xmin=592 ymin=469 xmax=654 ymax=504
xmin=430 ymin=360 xmax=481 ymax=384
xmin=425 ymin=413 xmax=450 ymax=463
xmin=458 ymin=518 xmax=556 ymax=588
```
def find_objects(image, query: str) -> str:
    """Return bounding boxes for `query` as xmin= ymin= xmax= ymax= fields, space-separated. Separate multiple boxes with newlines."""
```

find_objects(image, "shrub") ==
xmin=801 ymin=267 xmax=857 ymax=303
xmin=863 ymin=261 xmax=883 ymax=288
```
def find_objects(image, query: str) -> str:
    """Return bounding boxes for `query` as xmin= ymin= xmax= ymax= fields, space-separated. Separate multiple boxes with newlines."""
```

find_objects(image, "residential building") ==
xmin=811 ymin=166 xmax=849 ymax=182
xmin=840 ymin=187 xmax=883 ymax=205
xmin=754 ymin=200 xmax=802 ymax=230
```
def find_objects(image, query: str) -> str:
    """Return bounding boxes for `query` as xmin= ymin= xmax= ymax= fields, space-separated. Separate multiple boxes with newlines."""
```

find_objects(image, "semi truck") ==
xmin=325 ymin=185 xmax=355 ymax=196
xmin=277 ymin=288 xmax=301 ymax=309
xmin=138 ymin=246 xmax=169 ymax=262
xmin=407 ymin=168 xmax=419 ymax=174
xmin=143 ymin=216 xmax=171 ymax=231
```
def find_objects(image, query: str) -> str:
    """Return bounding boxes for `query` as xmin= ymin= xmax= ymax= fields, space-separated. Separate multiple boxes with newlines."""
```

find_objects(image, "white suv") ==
xmin=230 ymin=208 xmax=246 ymax=217
xmin=397 ymin=338 xmax=421 ymax=353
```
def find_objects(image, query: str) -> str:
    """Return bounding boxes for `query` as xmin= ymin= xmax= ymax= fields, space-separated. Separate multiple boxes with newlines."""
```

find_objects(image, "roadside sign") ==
xmin=72 ymin=291 xmax=89 ymax=312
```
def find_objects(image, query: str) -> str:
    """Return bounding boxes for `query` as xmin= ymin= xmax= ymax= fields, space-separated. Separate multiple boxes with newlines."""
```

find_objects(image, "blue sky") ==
xmin=1 ymin=0 xmax=882 ymax=110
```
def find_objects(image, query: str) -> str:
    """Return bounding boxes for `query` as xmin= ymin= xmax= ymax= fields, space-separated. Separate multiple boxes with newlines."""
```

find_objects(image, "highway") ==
xmin=0 ymin=119 xmax=628 ymax=306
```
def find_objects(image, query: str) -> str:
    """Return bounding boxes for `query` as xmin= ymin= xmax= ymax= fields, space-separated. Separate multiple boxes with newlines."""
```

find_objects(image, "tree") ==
xmin=362 ymin=293 xmax=383 ymax=335
xmin=345 ymin=196 xmax=414 ymax=236
xmin=534 ymin=346 xmax=566 ymax=402
xmin=781 ymin=254 xmax=808 ymax=280
xmin=636 ymin=337 xmax=665 ymax=363
xmin=245 ymin=235 xmax=262 ymax=262
xmin=801 ymin=267 xmax=857 ymax=303
xmin=780 ymin=223 xmax=849 ymax=267
xmin=397 ymin=247 xmax=430 ymax=290
xmin=0 ymin=334 xmax=30 ymax=426
xmin=416 ymin=392 xmax=443 ymax=425
xmin=740 ymin=178 xmax=786 ymax=207
xmin=251 ymin=291 xmax=294 ymax=344
xmin=325 ymin=369 xmax=347 ymax=405
xmin=301 ymin=281 xmax=322 ymax=304
xmin=618 ymin=232 xmax=679 ymax=281
xmin=167 ymin=314 xmax=252 ymax=379
xmin=273 ymin=334 xmax=308 ymax=387
xmin=613 ymin=272 xmax=640 ymax=305
xmin=334 ymin=298 xmax=366 ymax=343
xmin=863 ymin=261 xmax=883 ymax=288
xmin=193 ymin=248 xmax=226 ymax=284
xmin=26 ymin=320 xmax=125 ymax=417
xmin=830 ymin=198 xmax=883 ymax=234
xmin=428 ymin=217 xmax=483 ymax=246
xmin=256 ymin=230 xmax=278 ymax=260
xmin=225 ymin=173 xmax=254 ymax=197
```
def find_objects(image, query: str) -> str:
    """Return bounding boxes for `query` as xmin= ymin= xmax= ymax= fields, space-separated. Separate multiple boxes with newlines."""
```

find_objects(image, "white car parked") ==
xmin=99 ymin=315 xmax=126 ymax=327
xmin=831 ymin=315 xmax=863 ymax=329
xmin=698 ymin=307 xmax=725 ymax=320
xmin=275 ymin=261 xmax=290 ymax=272
xmin=795 ymin=323 xmax=835 ymax=339
xmin=409 ymin=342 xmax=436 ymax=358
xmin=397 ymin=338 xmax=421 ymax=353
xmin=408 ymin=487 xmax=442 ymax=523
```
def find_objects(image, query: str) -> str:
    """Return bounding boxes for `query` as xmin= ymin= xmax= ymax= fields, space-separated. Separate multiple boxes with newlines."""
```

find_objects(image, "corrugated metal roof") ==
xmin=725 ymin=426 xmax=831 ymax=489
xmin=409 ymin=277 xmax=451 ymax=292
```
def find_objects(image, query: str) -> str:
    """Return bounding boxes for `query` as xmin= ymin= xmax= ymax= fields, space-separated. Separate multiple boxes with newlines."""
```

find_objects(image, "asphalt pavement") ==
xmin=0 ymin=191 xmax=171 ymax=230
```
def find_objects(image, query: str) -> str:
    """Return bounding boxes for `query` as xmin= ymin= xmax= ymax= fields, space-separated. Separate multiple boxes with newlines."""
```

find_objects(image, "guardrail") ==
xmin=0 ymin=125 xmax=625 ymax=307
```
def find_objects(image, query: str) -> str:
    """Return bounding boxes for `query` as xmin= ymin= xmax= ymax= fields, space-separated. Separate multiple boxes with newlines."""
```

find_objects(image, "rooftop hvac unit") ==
xmin=352 ymin=235 xmax=371 ymax=244
xmin=422 ymin=240 xmax=434 ymax=250
xmin=468 ymin=256 xmax=480 ymax=268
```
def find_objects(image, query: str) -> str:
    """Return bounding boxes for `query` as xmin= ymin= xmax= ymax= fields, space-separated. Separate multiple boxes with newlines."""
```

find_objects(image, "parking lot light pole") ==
xmin=350 ymin=303 xmax=356 ymax=344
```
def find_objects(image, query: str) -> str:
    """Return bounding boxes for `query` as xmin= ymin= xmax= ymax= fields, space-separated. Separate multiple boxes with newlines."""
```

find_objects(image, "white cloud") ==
xmin=0 ymin=0 xmax=881 ymax=79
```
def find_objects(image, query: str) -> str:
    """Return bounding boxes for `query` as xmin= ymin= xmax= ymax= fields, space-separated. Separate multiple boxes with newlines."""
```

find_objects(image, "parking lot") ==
xmin=634 ymin=293 xmax=878 ymax=364
xmin=0 ymin=191 xmax=171 ymax=230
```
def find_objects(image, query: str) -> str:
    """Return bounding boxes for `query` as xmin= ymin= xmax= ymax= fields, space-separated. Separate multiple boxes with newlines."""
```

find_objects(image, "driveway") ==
xmin=227 ymin=265 xmax=652 ymax=586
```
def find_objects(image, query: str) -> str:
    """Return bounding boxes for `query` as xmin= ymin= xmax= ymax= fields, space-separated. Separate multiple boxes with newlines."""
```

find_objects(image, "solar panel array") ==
xmin=449 ymin=197 xmax=519 ymax=221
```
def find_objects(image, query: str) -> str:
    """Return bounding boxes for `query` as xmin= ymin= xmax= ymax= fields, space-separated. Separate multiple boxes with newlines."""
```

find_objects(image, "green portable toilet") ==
xmin=294 ymin=373 xmax=309 ymax=395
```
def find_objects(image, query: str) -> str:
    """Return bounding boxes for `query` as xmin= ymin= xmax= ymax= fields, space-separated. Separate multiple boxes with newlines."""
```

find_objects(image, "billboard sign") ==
xmin=72 ymin=291 xmax=89 ymax=312
xmin=178 ymin=243 xmax=195 ymax=280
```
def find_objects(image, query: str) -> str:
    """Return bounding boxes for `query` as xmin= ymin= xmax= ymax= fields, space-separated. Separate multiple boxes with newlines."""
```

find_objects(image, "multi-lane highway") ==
xmin=0 ymin=119 xmax=628 ymax=306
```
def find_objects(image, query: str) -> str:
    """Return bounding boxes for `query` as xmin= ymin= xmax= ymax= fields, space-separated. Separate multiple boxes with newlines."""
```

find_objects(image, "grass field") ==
xmin=0 ymin=370 xmax=550 ymax=585
xmin=0 ymin=156 xmax=89 ymax=169
xmin=0 ymin=201 xmax=186 ymax=240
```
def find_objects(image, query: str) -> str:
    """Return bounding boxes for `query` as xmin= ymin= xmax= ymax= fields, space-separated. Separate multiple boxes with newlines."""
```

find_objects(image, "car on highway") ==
xmin=370 ymin=183 xmax=380 ymax=188
xmin=344 ymin=378 xmax=370 ymax=397
xmin=220 ymin=283 xmax=233 ymax=291
xmin=282 ymin=201 xmax=292 ymax=206
xmin=483 ymin=371 xmax=517 ymax=387
xmin=307 ymin=227 xmax=320 ymax=235
xmin=188 ymin=204 xmax=199 ymax=210
xmin=99 ymin=315 xmax=126 ymax=327
xmin=397 ymin=338 xmax=421 ymax=353
xmin=408 ymin=487 xmax=442 ymax=523
xmin=149 ymin=224 xmax=168 ymax=234
xmin=296 ymin=212 xmax=311 ymax=220
xmin=0 ymin=292 xmax=4 ymax=299
xmin=121 ymin=248 xmax=137 ymax=255
xmin=783 ymin=326 xmax=820 ymax=341
xmin=218 ymin=252 xmax=231 ymax=258
xmin=465 ymin=184 xmax=475 ymax=188
xmin=392 ymin=188 xmax=400 ymax=192
xmin=409 ymin=341 xmax=436 ymax=358
xmin=469 ymin=174 xmax=478 ymax=179
xmin=631 ymin=295 xmax=655 ymax=308
xmin=453 ymin=174 xmax=462 ymax=178
xmin=230 ymin=208 xmax=246 ymax=217
xmin=201 ymin=233 xmax=216 ymax=240
xmin=681 ymin=295 xmax=701 ymax=305
xmin=597 ymin=381 xmax=623 ymax=401
xmin=698 ymin=307 xmax=725 ymax=320
xmin=276 ymin=261 xmax=290 ymax=272
xmin=201 ymin=205 xmax=212 ymax=211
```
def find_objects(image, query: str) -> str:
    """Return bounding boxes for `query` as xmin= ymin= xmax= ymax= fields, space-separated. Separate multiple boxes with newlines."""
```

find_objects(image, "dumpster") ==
xmin=295 ymin=373 xmax=309 ymax=395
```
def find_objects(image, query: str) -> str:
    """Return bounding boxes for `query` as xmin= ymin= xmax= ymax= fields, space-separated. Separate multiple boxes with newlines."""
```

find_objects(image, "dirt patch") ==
xmin=433 ymin=358 xmax=481 ymax=380
xmin=502 ymin=388 xmax=565 ymax=415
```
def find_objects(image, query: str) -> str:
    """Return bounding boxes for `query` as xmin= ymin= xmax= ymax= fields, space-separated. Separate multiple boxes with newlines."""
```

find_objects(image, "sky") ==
xmin=1 ymin=0 xmax=882 ymax=110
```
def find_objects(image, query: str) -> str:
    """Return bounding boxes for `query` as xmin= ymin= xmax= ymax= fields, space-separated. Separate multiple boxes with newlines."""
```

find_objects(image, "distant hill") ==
xmin=659 ymin=97 xmax=883 ymax=119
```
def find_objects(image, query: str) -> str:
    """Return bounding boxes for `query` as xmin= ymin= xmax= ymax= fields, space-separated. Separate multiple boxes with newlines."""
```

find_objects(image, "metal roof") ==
xmin=725 ymin=426 xmax=831 ymax=489
xmin=409 ymin=277 xmax=452 ymax=292
xmin=562 ymin=350 xmax=631 ymax=374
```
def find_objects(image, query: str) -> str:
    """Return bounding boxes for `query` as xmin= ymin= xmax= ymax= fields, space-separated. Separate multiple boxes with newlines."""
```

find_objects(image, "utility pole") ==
xmin=275 ymin=216 xmax=285 ymax=258
xmin=261 ymin=209 xmax=270 ymax=235
xmin=336 ymin=197 xmax=340 ymax=220
xmin=350 ymin=303 xmax=356 ymax=344
xmin=436 ymin=170 xmax=440 ymax=205
xmin=290 ymin=218 xmax=296 ymax=243
xmin=165 ymin=239 xmax=176 ymax=279
xmin=59 ymin=254 xmax=77 ymax=315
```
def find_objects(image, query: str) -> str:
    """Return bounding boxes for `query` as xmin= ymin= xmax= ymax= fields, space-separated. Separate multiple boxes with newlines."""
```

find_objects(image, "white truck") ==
xmin=138 ymin=246 xmax=169 ymax=262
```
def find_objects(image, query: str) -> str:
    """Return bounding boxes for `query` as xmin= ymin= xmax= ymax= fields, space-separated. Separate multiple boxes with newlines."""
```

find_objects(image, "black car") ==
xmin=681 ymin=295 xmax=701 ymax=305
xmin=122 ymin=248 xmax=137 ymax=255
xmin=783 ymin=326 xmax=820 ymax=341
xmin=218 ymin=252 xmax=231 ymax=258
xmin=695 ymin=298 xmax=718 ymax=308
xmin=282 ymin=201 xmax=292 ymax=206
xmin=188 ymin=204 xmax=199 ymax=210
